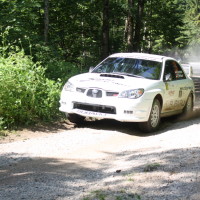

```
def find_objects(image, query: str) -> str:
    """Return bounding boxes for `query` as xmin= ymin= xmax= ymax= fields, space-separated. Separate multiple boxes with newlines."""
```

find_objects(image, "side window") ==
xmin=164 ymin=60 xmax=186 ymax=81
xmin=174 ymin=62 xmax=186 ymax=80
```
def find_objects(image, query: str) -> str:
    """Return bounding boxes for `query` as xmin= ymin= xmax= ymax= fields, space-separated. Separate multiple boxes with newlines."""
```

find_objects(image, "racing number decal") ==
xmin=165 ymin=99 xmax=185 ymax=109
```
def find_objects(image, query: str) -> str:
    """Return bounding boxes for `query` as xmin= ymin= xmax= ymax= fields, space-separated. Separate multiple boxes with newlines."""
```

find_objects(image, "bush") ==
xmin=0 ymin=50 xmax=62 ymax=130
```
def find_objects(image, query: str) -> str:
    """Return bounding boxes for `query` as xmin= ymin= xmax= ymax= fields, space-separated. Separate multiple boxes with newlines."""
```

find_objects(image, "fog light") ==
xmin=124 ymin=110 xmax=133 ymax=114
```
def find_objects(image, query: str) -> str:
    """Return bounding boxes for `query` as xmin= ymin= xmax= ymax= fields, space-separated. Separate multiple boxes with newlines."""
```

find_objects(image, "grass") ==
xmin=143 ymin=162 xmax=161 ymax=172
xmin=82 ymin=189 xmax=142 ymax=200
xmin=0 ymin=129 xmax=21 ymax=142
xmin=0 ymin=130 xmax=9 ymax=138
xmin=82 ymin=190 xmax=106 ymax=200
xmin=125 ymin=172 xmax=136 ymax=182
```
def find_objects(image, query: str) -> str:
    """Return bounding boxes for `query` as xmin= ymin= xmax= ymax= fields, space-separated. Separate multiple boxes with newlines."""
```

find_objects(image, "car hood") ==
xmin=69 ymin=73 xmax=157 ymax=91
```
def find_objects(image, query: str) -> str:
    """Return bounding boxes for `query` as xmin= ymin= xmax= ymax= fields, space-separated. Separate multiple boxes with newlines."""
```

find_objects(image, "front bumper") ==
xmin=59 ymin=91 xmax=153 ymax=122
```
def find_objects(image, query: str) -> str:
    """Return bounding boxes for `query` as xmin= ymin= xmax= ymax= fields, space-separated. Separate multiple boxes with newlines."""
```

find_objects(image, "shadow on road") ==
xmin=0 ymin=147 xmax=200 ymax=199
xmin=72 ymin=106 xmax=200 ymax=137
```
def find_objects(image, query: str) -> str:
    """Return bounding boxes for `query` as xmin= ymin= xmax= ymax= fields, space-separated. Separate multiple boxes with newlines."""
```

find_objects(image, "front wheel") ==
xmin=139 ymin=99 xmax=161 ymax=133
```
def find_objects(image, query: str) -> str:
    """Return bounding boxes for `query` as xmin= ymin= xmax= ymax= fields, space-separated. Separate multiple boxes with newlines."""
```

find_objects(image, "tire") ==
xmin=182 ymin=93 xmax=193 ymax=118
xmin=139 ymin=99 xmax=161 ymax=133
xmin=66 ymin=113 xmax=85 ymax=124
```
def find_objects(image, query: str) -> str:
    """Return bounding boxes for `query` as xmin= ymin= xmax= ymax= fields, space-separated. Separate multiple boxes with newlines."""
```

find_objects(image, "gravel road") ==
xmin=1 ymin=77 xmax=200 ymax=200
xmin=1 ymin=113 xmax=200 ymax=200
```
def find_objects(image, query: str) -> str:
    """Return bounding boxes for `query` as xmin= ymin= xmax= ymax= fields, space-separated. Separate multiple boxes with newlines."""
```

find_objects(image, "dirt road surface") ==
xmin=1 ymin=112 xmax=200 ymax=200
xmin=0 ymin=77 xmax=200 ymax=200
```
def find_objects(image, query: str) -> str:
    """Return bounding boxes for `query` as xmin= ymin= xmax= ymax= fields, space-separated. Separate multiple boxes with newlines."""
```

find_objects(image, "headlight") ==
xmin=119 ymin=89 xmax=144 ymax=99
xmin=64 ymin=81 xmax=75 ymax=92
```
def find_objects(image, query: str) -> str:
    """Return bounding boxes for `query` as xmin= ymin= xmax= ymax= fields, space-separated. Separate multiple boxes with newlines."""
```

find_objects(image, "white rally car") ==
xmin=59 ymin=53 xmax=195 ymax=132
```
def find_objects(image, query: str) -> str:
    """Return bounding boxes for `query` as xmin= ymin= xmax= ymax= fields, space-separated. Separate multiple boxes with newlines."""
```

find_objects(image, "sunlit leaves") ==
xmin=0 ymin=50 xmax=61 ymax=129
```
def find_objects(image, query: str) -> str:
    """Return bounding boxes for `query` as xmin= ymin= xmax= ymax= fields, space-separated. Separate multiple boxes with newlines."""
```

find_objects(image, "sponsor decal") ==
xmin=180 ymin=86 xmax=193 ymax=91
xmin=165 ymin=83 xmax=169 ymax=90
xmin=175 ymin=71 xmax=184 ymax=78
xmin=74 ymin=109 xmax=107 ymax=117
xmin=165 ymin=99 xmax=185 ymax=110
xmin=79 ymin=77 xmax=127 ymax=87
xmin=168 ymin=90 xmax=175 ymax=96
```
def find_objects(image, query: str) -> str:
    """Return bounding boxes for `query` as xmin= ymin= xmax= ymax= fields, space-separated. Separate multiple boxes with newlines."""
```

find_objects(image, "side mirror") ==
xmin=165 ymin=73 xmax=172 ymax=81
xmin=89 ymin=67 xmax=94 ymax=72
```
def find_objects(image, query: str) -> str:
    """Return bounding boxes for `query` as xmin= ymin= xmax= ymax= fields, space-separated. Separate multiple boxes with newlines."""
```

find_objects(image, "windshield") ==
xmin=92 ymin=57 xmax=162 ymax=80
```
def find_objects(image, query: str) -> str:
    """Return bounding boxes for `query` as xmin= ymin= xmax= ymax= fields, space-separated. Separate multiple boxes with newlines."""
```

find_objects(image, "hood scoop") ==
xmin=100 ymin=73 xmax=124 ymax=79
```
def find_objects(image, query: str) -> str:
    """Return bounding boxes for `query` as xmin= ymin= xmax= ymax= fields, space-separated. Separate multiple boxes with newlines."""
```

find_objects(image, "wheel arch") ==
xmin=187 ymin=91 xmax=195 ymax=109
xmin=191 ymin=91 xmax=195 ymax=106
xmin=185 ymin=90 xmax=195 ymax=108
xmin=154 ymin=94 xmax=163 ymax=109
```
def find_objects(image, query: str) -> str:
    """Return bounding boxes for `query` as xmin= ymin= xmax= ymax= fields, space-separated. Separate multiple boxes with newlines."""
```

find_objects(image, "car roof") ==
xmin=109 ymin=53 xmax=174 ymax=62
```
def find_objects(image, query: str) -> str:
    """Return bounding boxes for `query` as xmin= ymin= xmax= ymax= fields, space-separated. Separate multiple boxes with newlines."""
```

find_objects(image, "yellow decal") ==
xmin=165 ymin=83 xmax=169 ymax=90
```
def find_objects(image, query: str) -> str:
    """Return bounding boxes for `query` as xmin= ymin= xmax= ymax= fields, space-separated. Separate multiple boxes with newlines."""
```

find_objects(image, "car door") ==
xmin=162 ymin=60 xmax=187 ymax=112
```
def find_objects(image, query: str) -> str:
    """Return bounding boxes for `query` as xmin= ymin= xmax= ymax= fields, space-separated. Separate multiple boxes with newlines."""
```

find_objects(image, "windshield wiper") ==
xmin=112 ymin=72 xmax=145 ymax=78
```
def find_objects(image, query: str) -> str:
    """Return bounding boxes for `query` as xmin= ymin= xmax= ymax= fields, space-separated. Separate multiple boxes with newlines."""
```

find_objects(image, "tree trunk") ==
xmin=101 ymin=0 xmax=110 ymax=59
xmin=44 ymin=0 xmax=49 ymax=44
xmin=133 ymin=0 xmax=145 ymax=52
xmin=126 ymin=0 xmax=134 ymax=52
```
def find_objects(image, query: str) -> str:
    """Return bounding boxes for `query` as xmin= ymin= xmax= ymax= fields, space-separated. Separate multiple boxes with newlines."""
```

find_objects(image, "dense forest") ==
xmin=0 ymin=0 xmax=200 ymax=129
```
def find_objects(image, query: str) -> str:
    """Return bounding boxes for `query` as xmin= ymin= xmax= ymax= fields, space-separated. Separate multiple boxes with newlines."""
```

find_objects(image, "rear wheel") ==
xmin=66 ymin=113 xmax=85 ymax=124
xmin=139 ymin=99 xmax=161 ymax=133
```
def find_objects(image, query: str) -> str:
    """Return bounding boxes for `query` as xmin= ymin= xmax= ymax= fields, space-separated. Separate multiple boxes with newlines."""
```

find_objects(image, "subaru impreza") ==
xmin=59 ymin=53 xmax=195 ymax=132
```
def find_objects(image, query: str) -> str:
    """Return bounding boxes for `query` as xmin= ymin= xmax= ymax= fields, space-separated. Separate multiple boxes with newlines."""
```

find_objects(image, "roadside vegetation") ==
xmin=0 ymin=0 xmax=200 ymax=131
xmin=82 ymin=189 xmax=142 ymax=200
xmin=0 ymin=46 xmax=62 ymax=130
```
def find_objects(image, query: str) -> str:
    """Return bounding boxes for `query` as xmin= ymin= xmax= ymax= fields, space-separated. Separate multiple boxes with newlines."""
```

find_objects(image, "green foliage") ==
xmin=0 ymin=50 xmax=62 ymax=130
xmin=34 ymin=44 xmax=81 ymax=82
xmin=143 ymin=0 xmax=186 ymax=54
xmin=0 ymin=0 xmax=199 ymax=130
xmin=0 ymin=0 xmax=43 ymax=53
xmin=184 ymin=0 xmax=200 ymax=45
xmin=1 ymin=0 xmax=195 ymax=62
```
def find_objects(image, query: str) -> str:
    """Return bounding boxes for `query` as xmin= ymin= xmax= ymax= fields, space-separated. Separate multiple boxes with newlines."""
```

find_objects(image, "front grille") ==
xmin=73 ymin=102 xmax=116 ymax=114
xmin=87 ymin=89 xmax=102 ymax=98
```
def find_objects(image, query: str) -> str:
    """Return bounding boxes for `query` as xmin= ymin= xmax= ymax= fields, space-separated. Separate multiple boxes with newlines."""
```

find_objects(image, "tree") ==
xmin=184 ymin=0 xmax=200 ymax=45
xmin=126 ymin=0 xmax=134 ymax=52
xmin=0 ymin=0 xmax=194 ymax=70
xmin=141 ymin=0 xmax=186 ymax=54
xmin=101 ymin=0 xmax=110 ymax=59
xmin=133 ymin=0 xmax=145 ymax=52
xmin=44 ymin=0 xmax=49 ymax=43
